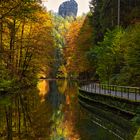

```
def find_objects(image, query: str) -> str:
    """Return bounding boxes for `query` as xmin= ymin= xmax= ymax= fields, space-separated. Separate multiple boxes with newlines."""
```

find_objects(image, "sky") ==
xmin=42 ymin=0 xmax=91 ymax=16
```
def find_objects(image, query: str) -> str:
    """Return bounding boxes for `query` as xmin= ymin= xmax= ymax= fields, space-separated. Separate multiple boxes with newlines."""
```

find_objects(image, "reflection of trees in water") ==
xmin=0 ymin=80 xmax=138 ymax=140
xmin=57 ymin=80 xmax=68 ymax=94
xmin=49 ymin=80 xmax=80 ymax=140
xmin=0 ymin=88 xmax=52 ymax=140
xmin=0 ymin=80 xmax=84 ymax=140
xmin=37 ymin=79 xmax=49 ymax=102
xmin=0 ymin=92 xmax=32 ymax=140
xmin=46 ymin=80 xmax=66 ymax=109
xmin=46 ymin=80 xmax=67 ymax=139
xmin=0 ymin=80 xmax=69 ymax=140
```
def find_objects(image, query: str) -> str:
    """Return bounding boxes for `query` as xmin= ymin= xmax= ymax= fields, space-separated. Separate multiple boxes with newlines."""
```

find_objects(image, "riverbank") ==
xmin=78 ymin=86 xmax=140 ymax=140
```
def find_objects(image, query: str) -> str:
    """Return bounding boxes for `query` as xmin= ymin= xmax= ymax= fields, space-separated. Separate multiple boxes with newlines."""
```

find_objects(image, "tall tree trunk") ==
xmin=17 ymin=96 xmax=21 ymax=138
xmin=5 ymin=106 xmax=13 ymax=140
xmin=9 ymin=19 xmax=16 ymax=73
xmin=19 ymin=21 xmax=25 ymax=70
xmin=19 ymin=25 xmax=33 ymax=80
xmin=0 ymin=19 xmax=3 ymax=61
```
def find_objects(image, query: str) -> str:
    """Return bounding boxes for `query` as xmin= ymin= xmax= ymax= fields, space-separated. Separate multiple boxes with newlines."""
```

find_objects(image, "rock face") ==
xmin=58 ymin=0 xmax=78 ymax=18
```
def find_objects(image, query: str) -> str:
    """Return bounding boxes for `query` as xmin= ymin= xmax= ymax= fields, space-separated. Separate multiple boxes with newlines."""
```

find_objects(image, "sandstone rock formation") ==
xmin=58 ymin=0 xmax=78 ymax=18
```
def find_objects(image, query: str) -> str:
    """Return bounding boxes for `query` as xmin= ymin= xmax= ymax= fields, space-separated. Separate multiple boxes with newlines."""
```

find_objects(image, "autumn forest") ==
xmin=0 ymin=0 xmax=140 ymax=140
xmin=0 ymin=0 xmax=140 ymax=91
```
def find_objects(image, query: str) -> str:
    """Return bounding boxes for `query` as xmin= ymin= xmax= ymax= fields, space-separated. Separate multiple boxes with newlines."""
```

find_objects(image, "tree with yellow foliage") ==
xmin=64 ymin=13 xmax=94 ymax=79
xmin=0 ymin=0 xmax=55 ymax=90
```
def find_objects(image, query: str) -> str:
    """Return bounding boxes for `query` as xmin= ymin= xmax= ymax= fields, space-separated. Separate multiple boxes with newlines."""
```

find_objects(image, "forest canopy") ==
xmin=0 ymin=0 xmax=140 ymax=91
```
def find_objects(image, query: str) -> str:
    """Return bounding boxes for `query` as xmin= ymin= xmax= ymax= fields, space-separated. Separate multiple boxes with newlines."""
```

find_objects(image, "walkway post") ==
xmin=128 ymin=88 xmax=129 ymax=99
xmin=135 ymin=88 xmax=137 ymax=101
xmin=121 ymin=87 xmax=123 ymax=98
xmin=99 ymin=84 xmax=101 ymax=93
xmin=115 ymin=86 xmax=117 ymax=96
xmin=135 ymin=90 xmax=137 ymax=101
xmin=95 ymin=84 xmax=96 ymax=93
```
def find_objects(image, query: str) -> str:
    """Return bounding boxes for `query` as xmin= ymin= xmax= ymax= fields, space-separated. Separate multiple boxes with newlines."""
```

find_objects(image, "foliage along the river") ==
xmin=88 ymin=24 xmax=140 ymax=86
xmin=90 ymin=0 xmax=140 ymax=43
xmin=51 ymin=14 xmax=74 ymax=78
xmin=64 ymin=14 xmax=94 ymax=79
xmin=0 ymin=0 xmax=140 ymax=89
xmin=0 ymin=0 xmax=55 ymax=90
xmin=55 ymin=0 xmax=140 ymax=85
xmin=90 ymin=27 xmax=125 ymax=84
xmin=84 ymin=0 xmax=140 ymax=86
xmin=118 ymin=24 xmax=140 ymax=86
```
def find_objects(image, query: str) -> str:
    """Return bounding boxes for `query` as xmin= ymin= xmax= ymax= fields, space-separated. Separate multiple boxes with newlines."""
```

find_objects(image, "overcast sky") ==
xmin=42 ymin=0 xmax=91 ymax=16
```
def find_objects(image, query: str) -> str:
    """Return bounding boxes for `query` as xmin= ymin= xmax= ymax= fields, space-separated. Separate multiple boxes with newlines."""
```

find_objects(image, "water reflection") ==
xmin=46 ymin=80 xmax=80 ymax=140
xmin=46 ymin=80 xmax=66 ymax=109
xmin=37 ymin=79 xmax=49 ymax=102
xmin=57 ymin=80 xmax=67 ymax=94
xmin=0 ymin=80 xmax=137 ymax=140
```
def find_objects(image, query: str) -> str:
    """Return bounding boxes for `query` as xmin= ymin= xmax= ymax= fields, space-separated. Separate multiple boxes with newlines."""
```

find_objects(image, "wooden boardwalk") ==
xmin=80 ymin=83 xmax=140 ymax=102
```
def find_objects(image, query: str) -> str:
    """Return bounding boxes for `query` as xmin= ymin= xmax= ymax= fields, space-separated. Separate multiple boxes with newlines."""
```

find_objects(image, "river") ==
xmin=0 ymin=80 xmax=136 ymax=140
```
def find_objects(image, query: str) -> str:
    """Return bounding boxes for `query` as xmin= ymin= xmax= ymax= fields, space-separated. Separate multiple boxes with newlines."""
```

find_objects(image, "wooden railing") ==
xmin=80 ymin=83 xmax=140 ymax=102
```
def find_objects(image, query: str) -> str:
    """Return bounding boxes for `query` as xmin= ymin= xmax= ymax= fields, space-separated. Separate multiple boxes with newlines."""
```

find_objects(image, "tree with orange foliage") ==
xmin=0 ymin=0 xmax=55 ymax=90
xmin=64 ymin=13 xmax=94 ymax=79
xmin=64 ymin=17 xmax=84 ymax=77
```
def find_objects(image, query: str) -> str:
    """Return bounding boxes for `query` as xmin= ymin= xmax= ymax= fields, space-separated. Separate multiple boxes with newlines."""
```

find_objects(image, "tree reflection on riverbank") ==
xmin=0 ymin=80 xmax=136 ymax=140
xmin=0 ymin=80 xmax=80 ymax=140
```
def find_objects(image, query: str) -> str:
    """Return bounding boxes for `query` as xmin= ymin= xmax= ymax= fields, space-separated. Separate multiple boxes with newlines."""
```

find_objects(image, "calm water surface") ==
xmin=0 ymin=80 xmax=135 ymax=140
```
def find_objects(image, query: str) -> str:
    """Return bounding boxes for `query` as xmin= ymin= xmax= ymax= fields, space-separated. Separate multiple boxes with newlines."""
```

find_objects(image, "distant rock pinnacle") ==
xmin=58 ymin=0 xmax=78 ymax=18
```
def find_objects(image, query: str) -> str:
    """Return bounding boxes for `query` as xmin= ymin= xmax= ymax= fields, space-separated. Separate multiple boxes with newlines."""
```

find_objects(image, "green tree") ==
xmin=118 ymin=24 xmax=140 ymax=86
xmin=93 ymin=27 xmax=124 ymax=84
xmin=52 ymin=14 xmax=74 ymax=78
xmin=90 ymin=0 xmax=140 ymax=43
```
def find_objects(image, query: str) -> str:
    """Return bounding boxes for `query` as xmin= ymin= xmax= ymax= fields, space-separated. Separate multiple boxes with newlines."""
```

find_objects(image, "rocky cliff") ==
xmin=58 ymin=0 xmax=78 ymax=18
